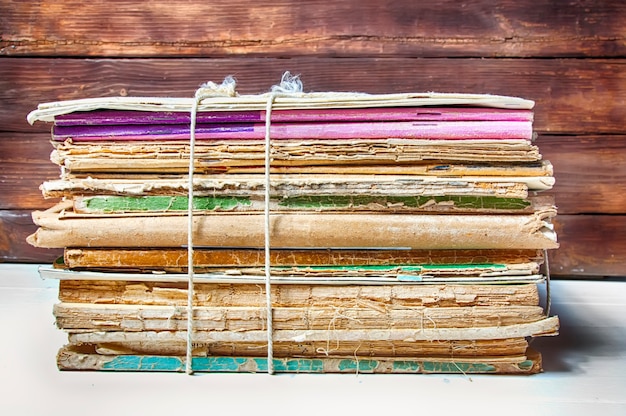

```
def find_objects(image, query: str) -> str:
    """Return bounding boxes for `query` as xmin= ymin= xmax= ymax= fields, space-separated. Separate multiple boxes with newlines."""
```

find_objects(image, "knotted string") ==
xmin=264 ymin=71 xmax=304 ymax=375
xmin=185 ymin=73 xmax=301 ymax=375
xmin=186 ymin=76 xmax=237 ymax=375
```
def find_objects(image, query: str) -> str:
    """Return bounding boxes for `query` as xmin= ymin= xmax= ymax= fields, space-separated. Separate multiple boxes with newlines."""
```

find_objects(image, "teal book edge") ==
xmin=77 ymin=194 xmax=532 ymax=213
xmin=57 ymin=351 xmax=541 ymax=375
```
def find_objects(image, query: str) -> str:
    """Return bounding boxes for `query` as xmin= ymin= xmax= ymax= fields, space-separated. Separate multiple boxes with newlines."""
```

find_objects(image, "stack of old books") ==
xmin=27 ymin=75 xmax=559 ymax=374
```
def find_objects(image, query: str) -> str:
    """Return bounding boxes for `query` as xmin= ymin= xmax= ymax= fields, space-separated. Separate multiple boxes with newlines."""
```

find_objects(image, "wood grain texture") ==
xmin=0 ymin=132 xmax=58 ymax=210
xmin=1 ymin=1 xmax=623 ymax=58
xmin=551 ymin=215 xmax=626 ymax=277
xmin=537 ymin=135 xmax=626 ymax=215
xmin=3 ymin=58 xmax=624 ymax=134
xmin=0 ymin=210 xmax=61 ymax=263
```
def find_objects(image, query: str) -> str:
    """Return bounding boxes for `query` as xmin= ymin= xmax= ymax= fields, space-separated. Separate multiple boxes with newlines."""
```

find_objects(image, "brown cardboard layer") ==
xmin=28 ymin=202 xmax=559 ymax=250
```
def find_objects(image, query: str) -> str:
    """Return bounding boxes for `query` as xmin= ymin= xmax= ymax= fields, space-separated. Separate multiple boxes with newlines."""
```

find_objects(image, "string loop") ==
xmin=186 ymin=72 xmax=302 ymax=375
xmin=186 ymin=76 xmax=239 ymax=375
xmin=264 ymin=71 xmax=303 ymax=375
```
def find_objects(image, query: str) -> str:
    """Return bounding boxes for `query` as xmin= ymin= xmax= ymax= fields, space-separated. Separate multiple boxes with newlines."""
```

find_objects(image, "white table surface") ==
xmin=1 ymin=263 xmax=624 ymax=416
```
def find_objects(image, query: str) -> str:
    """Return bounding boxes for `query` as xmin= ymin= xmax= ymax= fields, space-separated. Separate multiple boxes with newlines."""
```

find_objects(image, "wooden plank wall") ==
xmin=1 ymin=1 xmax=625 ymax=277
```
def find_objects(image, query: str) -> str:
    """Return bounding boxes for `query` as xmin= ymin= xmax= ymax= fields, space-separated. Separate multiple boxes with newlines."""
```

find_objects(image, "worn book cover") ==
xmin=28 ymin=80 xmax=560 ymax=375
xmin=28 ymin=201 xmax=558 ymax=250
xmin=60 ymin=247 xmax=545 ymax=277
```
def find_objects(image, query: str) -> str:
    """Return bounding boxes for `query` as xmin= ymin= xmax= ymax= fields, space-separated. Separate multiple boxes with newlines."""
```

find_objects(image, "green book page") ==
xmin=78 ymin=195 xmax=531 ymax=213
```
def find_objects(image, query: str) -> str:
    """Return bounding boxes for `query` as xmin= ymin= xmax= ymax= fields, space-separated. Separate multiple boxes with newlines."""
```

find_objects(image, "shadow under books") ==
xmin=533 ymin=282 xmax=624 ymax=373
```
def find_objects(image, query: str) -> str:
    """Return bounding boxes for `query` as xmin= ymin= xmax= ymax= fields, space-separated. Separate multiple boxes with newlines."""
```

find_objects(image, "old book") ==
xmin=56 ymin=347 xmax=545 ymax=374
xmin=52 ymin=107 xmax=534 ymax=126
xmin=41 ymin=266 xmax=547 ymax=285
xmin=57 ymin=244 xmax=544 ymax=278
xmin=88 ymin=337 xmax=532 ymax=358
xmin=52 ymin=119 xmax=534 ymax=142
xmin=51 ymin=276 xmax=553 ymax=365
xmin=70 ymin=194 xmax=553 ymax=215
xmin=56 ymin=279 xmax=543 ymax=308
xmin=27 ymin=91 xmax=535 ymax=125
xmin=53 ymin=303 xmax=550 ymax=333
xmin=28 ymin=201 xmax=559 ymax=250
xmin=62 ymin=317 xmax=559 ymax=344
xmin=40 ymin=174 xmax=553 ymax=200
xmin=29 ymin=80 xmax=560 ymax=375
xmin=52 ymin=276 xmax=558 ymax=374
xmin=52 ymin=270 xmax=557 ymax=373
xmin=60 ymin=248 xmax=545 ymax=275
xmin=51 ymin=140 xmax=543 ymax=173
xmin=53 ymin=264 xmax=542 ymax=281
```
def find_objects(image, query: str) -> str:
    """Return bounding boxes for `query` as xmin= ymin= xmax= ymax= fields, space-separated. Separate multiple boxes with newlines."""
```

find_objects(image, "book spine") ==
xmin=28 ymin=211 xmax=559 ymax=250
xmin=53 ymin=303 xmax=548 ymax=332
xmin=63 ymin=247 xmax=542 ymax=269
xmin=65 ymin=317 xmax=560 ymax=343
xmin=53 ymin=107 xmax=534 ymax=126
xmin=52 ymin=120 xmax=533 ymax=142
xmin=56 ymin=349 xmax=543 ymax=374
xmin=57 ymin=279 xmax=541 ymax=307
xmin=72 ymin=195 xmax=539 ymax=215
xmin=91 ymin=338 xmax=530 ymax=358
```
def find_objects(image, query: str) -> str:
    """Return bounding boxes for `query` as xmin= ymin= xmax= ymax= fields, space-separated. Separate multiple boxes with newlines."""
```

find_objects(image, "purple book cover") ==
xmin=52 ymin=120 xmax=533 ymax=142
xmin=53 ymin=107 xmax=533 ymax=126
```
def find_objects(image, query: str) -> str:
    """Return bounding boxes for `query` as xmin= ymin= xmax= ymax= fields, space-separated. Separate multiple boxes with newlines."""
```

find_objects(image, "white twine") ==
xmin=264 ymin=71 xmax=304 ymax=375
xmin=185 ymin=96 xmax=198 ymax=375
xmin=264 ymin=93 xmax=275 ymax=375
xmin=186 ymin=76 xmax=238 ymax=375
xmin=184 ymin=72 xmax=301 ymax=375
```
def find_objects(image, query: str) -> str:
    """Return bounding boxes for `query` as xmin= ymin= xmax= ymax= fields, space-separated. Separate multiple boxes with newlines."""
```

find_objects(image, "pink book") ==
xmin=53 ymin=107 xmax=533 ymax=126
xmin=52 ymin=120 xmax=533 ymax=142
